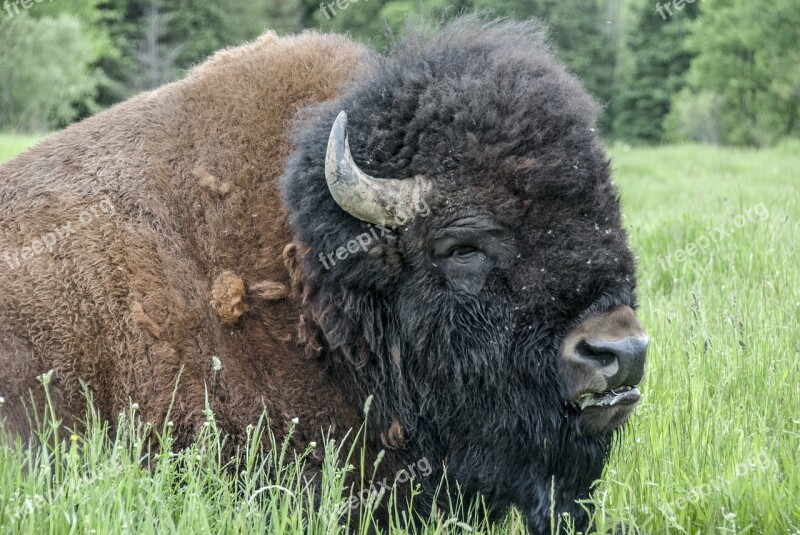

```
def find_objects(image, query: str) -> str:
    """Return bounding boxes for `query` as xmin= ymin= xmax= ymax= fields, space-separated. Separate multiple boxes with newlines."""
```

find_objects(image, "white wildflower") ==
xmin=36 ymin=369 xmax=54 ymax=386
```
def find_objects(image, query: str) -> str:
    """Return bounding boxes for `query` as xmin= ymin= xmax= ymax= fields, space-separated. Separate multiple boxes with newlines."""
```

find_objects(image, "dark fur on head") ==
xmin=282 ymin=17 xmax=637 ymax=532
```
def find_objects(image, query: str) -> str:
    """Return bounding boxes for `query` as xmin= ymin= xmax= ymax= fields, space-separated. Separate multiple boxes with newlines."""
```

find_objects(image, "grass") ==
xmin=0 ymin=134 xmax=45 ymax=163
xmin=1 ymin=134 xmax=799 ymax=534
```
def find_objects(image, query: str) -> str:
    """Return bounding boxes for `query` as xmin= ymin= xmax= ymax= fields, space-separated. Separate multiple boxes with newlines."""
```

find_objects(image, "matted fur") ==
xmin=0 ymin=18 xmax=639 ymax=533
xmin=0 ymin=30 xmax=371 ymax=451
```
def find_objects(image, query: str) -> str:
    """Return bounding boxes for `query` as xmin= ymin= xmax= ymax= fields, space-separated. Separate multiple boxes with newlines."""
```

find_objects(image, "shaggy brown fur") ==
xmin=2 ymin=20 xmax=644 ymax=532
xmin=0 ymin=31 xmax=370 ymax=453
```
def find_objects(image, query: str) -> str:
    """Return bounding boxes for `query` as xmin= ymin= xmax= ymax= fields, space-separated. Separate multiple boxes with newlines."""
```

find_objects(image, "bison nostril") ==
xmin=579 ymin=336 xmax=648 ymax=386
xmin=576 ymin=341 xmax=617 ymax=367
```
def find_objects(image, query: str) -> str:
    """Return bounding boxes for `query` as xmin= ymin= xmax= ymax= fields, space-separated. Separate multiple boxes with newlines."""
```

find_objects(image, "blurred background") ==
xmin=0 ymin=0 xmax=798 ymax=147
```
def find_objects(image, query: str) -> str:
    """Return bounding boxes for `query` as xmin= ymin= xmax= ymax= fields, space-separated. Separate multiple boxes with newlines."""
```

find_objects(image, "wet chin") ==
xmin=578 ymin=403 xmax=638 ymax=436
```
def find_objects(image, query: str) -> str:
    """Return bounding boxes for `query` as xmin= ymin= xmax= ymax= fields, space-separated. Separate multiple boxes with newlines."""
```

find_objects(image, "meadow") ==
xmin=0 ymin=136 xmax=798 ymax=534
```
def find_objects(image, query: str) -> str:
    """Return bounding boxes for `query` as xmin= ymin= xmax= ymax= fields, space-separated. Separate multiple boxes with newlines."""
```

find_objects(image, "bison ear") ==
xmin=324 ymin=111 xmax=431 ymax=227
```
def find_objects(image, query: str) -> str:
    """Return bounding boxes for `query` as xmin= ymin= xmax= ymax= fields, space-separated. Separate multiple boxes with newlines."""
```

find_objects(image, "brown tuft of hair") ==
xmin=196 ymin=167 xmax=232 ymax=196
xmin=250 ymin=280 xmax=289 ymax=300
xmin=210 ymin=271 xmax=249 ymax=324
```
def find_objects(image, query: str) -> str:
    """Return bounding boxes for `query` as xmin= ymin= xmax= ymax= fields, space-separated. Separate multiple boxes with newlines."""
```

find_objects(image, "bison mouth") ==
xmin=576 ymin=385 xmax=641 ymax=410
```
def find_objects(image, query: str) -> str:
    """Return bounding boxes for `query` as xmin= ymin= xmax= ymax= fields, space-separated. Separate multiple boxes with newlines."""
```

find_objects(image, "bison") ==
xmin=0 ymin=18 xmax=648 ymax=533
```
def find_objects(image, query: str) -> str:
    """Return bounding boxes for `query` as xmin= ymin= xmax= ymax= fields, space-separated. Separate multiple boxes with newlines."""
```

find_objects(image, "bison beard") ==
xmin=0 ymin=17 xmax=642 ymax=534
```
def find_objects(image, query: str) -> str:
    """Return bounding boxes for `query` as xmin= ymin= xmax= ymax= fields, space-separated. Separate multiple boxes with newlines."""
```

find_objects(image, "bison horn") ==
xmin=325 ymin=111 xmax=431 ymax=227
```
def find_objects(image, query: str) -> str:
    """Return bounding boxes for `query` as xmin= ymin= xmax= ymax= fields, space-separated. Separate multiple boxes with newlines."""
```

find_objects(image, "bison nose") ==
xmin=559 ymin=305 xmax=648 ymax=399
xmin=559 ymin=305 xmax=648 ymax=434
xmin=576 ymin=336 xmax=648 ymax=389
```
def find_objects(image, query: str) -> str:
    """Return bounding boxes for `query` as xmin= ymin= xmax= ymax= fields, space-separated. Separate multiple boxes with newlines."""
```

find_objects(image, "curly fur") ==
xmin=0 ymin=17 xmax=638 ymax=534
xmin=0 ymin=29 xmax=370 ymax=453
xmin=281 ymin=17 xmax=637 ymax=532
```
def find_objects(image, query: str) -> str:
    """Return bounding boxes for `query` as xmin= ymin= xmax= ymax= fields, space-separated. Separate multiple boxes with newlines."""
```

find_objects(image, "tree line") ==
xmin=0 ymin=0 xmax=797 ymax=146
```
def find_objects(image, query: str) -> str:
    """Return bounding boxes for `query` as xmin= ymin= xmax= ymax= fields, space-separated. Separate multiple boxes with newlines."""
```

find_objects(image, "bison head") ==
xmin=281 ymin=18 xmax=648 ymax=533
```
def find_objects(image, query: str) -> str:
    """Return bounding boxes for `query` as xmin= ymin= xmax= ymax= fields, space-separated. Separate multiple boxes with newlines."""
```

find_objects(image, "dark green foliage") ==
xmin=675 ymin=0 xmax=800 ymax=146
xmin=612 ymin=0 xmax=699 ymax=143
xmin=0 ymin=14 xmax=102 ymax=131
xmin=0 ymin=0 xmax=798 ymax=144
xmin=111 ymin=0 xmax=269 ymax=94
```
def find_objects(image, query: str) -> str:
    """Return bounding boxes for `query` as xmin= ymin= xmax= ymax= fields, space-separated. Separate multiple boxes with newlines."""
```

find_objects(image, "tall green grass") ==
xmin=594 ymin=140 xmax=800 ymax=533
xmin=1 ymin=136 xmax=798 ymax=533
xmin=0 ymin=377 xmax=506 ymax=534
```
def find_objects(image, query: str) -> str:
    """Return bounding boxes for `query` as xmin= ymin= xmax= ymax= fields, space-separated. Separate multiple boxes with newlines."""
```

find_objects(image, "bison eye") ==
xmin=448 ymin=245 xmax=480 ymax=260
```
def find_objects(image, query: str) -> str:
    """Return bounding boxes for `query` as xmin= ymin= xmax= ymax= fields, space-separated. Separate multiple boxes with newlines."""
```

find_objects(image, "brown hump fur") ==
xmin=0 ymin=30 xmax=369 ymax=450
